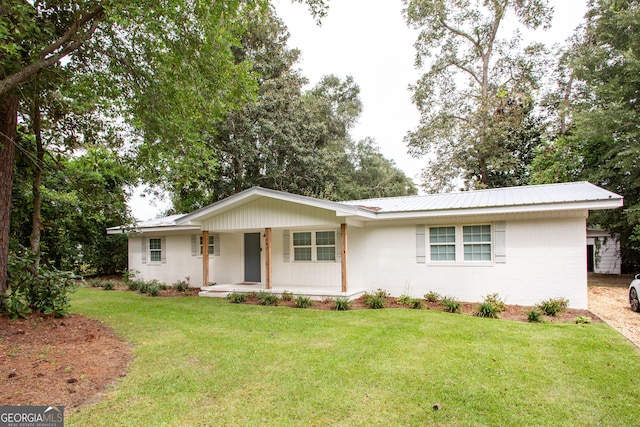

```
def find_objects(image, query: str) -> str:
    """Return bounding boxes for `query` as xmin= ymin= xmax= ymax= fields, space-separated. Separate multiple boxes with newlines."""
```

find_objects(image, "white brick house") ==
xmin=108 ymin=182 xmax=623 ymax=309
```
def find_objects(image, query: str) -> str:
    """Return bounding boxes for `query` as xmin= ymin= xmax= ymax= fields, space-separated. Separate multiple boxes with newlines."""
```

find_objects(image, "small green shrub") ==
xmin=147 ymin=284 xmax=161 ymax=296
xmin=122 ymin=268 xmax=139 ymax=283
xmin=281 ymin=291 xmax=293 ymax=302
xmin=257 ymin=291 xmax=278 ymax=306
xmin=409 ymin=298 xmax=424 ymax=309
xmin=397 ymin=294 xmax=413 ymax=305
xmin=101 ymin=280 xmax=117 ymax=291
xmin=1 ymin=290 xmax=32 ymax=319
xmin=374 ymin=288 xmax=390 ymax=299
xmin=441 ymin=296 xmax=461 ymax=313
xmin=334 ymin=297 xmax=352 ymax=311
xmin=476 ymin=293 xmax=506 ymax=318
xmin=424 ymin=291 xmax=441 ymax=303
xmin=295 ymin=295 xmax=313 ymax=308
xmin=365 ymin=295 xmax=386 ymax=309
xmin=173 ymin=280 xmax=190 ymax=292
xmin=575 ymin=315 xmax=591 ymax=324
xmin=526 ymin=309 xmax=542 ymax=323
xmin=537 ymin=298 xmax=569 ymax=316
xmin=226 ymin=292 xmax=247 ymax=303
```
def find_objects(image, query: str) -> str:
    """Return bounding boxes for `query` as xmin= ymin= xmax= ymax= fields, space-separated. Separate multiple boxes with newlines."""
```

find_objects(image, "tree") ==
xmin=531 ymin=0 xmax=640 ymax=270
xmin=403 ymin=0 xmax=552 ymax=192
xmin=0 ymin=1 xmax=327 ymax=291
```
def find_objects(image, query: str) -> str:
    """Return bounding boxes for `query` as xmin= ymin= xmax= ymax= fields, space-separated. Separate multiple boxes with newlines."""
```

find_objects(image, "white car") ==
xmin=630 ymin=275 xmax=640 ymax=312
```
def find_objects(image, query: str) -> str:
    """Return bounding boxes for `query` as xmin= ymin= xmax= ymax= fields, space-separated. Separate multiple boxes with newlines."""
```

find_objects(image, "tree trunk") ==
xmin=0 ymin=94 xmax=18 ymax=294
xmin=30 ymin=95 xmax=44 ymax=270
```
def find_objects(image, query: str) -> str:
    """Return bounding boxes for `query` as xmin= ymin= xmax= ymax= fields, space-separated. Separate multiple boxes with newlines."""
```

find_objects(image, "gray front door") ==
xmin=244 ymin=233 xmax=261 ymax=282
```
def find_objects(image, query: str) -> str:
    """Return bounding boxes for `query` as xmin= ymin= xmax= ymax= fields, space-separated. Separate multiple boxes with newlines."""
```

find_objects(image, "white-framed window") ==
xmin=427 ymin=225 xmax=492 ymax=263
xmin=292 ymin=230 xmax=336 ymax=262
xmin=149 ymin=238 xmax=162 ymax=262
xmin=463 ymin=225 xmax=492 ymax=261
xmin=200 ymin=235 xmax=214 ymax=255
xmin=430 ymin=226 xmax=456 ymax=261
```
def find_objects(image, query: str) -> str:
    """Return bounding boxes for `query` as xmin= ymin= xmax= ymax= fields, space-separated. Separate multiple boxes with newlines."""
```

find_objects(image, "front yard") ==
xmin=56 ymin=287 xmax=640 ymax=426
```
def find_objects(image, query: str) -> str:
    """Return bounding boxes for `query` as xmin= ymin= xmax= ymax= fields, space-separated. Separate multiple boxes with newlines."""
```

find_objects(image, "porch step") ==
xmin=198 ymin=285 xmax=365 ymax=301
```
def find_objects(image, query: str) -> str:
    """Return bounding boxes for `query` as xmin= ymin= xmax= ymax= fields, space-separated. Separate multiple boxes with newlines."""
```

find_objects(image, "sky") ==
xmin=130 ymin=0 xmax=588 ymax=221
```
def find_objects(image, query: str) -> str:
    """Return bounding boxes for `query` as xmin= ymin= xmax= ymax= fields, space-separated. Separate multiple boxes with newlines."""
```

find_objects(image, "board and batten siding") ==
xmin=201 ymin=198 xmax=341 ymax=231
xmin=346 ymin=214 xmax=589 ymax=309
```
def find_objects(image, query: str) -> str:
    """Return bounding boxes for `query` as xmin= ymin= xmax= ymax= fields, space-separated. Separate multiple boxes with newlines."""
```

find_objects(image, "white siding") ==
xmin=347 ymin=215 xmax=589 ymax=309
xmin=587 ymin=234 xmax=621 ymax=274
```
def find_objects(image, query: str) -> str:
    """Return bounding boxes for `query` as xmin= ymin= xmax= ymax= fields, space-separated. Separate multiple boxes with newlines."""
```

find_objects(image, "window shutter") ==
xmin=141 ymin=237 xmax=147 ymax=264
xmin=283 ymin=230 xmax=290 ymax=262
xmin=494 ymin=221 xmax=506 ymax=263
xmin=213 ymin=233 xmax=220 ymax=256
xmin=416 ymin=225 xmax=426 ymax=263
xmin=191 ymin=235 xmax=197 ymax=256
xmin=335 ymin=228 xmax=341 ymax=263
xmin=161 ymin=237 xmax=167 ymax=264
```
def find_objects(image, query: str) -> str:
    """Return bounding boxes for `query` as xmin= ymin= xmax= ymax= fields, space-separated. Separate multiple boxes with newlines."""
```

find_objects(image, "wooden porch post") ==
xmin=265 ymin=228 xmax=272 ymax=289
xmin=341 ymin=223 xmax=348 ymax=292
xmin=202 ymin=230 xmax=209 ymax=286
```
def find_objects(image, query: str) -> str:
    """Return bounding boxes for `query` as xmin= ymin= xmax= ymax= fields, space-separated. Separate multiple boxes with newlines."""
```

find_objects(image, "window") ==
xmin=463 ymin=225 xmax=492 ymax=261
xmin=293 ymin=232 xmax=312 ymax=261
xmin=149 ymin=238 xmax=162 ymax=262
xmin=292 ymin=230 xmax=336 ymax=262
xmin=200 ymin=235 xmax=214 ymax=255
xmin=430 ymin=227 xmax=456 ymax=261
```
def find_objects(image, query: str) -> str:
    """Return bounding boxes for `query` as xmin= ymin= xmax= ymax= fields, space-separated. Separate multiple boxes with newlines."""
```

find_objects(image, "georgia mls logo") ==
xmin=0 ymin=406 xmax=64 ymax=427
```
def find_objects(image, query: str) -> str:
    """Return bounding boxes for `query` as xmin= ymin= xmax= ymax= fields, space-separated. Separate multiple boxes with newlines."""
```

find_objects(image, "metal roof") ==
xmin=341 ymin=182 xmax=622 ymax=213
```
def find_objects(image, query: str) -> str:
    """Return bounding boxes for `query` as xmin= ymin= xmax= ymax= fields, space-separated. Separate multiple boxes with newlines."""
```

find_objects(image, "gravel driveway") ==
xmin=589 ymin=285 xmax=640 ymax=347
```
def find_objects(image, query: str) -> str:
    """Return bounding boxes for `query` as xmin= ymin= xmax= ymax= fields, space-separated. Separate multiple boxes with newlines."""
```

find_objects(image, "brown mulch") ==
xmin=1 ymin=276 xmax=624 ymax=412
xmin=0 ymin=313 xmax=133 ymax=410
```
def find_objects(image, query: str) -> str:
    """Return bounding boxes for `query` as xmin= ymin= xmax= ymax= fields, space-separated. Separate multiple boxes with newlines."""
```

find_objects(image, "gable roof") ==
xmin=341 ymin=181 xmax=622 ymax=217
xmin=110 ymin=182 xmax=623 ymax=234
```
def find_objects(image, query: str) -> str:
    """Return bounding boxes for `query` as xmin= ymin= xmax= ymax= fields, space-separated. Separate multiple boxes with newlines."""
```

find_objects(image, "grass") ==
xmin=68 ymin=288 xmax=640 ymax=426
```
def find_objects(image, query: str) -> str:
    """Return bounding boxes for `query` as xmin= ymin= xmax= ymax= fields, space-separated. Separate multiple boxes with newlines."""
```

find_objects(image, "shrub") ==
xmin=257 ymin=291 xmax=278 ymax=306
xmin=122 ymin=268 xmax=139 ymax=283
xmin=575 ymin=315 xmax=591 ymax=324
xmin=5 ymin=248 xmax=77 ymax=318
xmin=101 ymin=280 xmax=117 ymax=291
xmin=424 ymin=291 xmax=441 ymax=303
xmin=147 ymin=284 xmax=161 ymax=296
xmin=226 ymin=292 xmax=247 ymax=303
xmin=397 ymin=294 xmax=413 ymax=305
xmin=365 ymin=295 xmax=386 ymax=309
xmin=441 ymin=296 xmax=461 ymax=313
xmin=281 ymin=291 xmax=293 ymax=302
xmin=334 ymin=297 xmax=352 ymax=311
xmin=127 ymin=280 xmax=143 ymax=292
xmin=537 ymin=298 xmax=569 ymax=316
xmin=295 ymin=295 xmax=313 ymax=308
xmin=173 ymin=280 xmax=190 ymax=292
xmin=409 ymin=298 xmax=424 ymax=309
xmin=476 ymin=293 xmax=506 ymax=318
xmin=526 ymin=309 xmax=542 ymax=323
xmin=374 ymin=288 xmax=390 ymax=299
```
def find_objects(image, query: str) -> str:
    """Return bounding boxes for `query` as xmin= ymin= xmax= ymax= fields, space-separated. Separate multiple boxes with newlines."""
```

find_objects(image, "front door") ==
xmin=244 ymin=233 xmax=261 ymax=282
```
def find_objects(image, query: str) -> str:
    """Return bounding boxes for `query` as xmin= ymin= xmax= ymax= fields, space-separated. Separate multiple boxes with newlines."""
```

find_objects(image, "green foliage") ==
xmin=424 ymin=291 xmax=441 ymax=303
xmin=127 ymin=280 xmax=143 ymax=292
xmin=257 ymin=291 xmax=278 ymax=306
xmin=333 ymin=297 xmax=352 ymax=311
xmin=362 ymin=289 xmax=388 ymax=309
xmin=397 ymin=294 xmax=414 ymax=305
xmin=526 ymin=309 xmax=542 ymax=323
xmin=4 ymin=248 xmax=76 ymax=318
xmin=537 ymin=298 xmax=569 ymax=316
xmin=1 ymin=290 xmax=32 ymax=319
xmin=295 ymin=295 xmax=313 ymax=308
xmin=172 ymin=280 xmax=190 ymax=292
xmin=147 ymin=284 xmax=161 ymax=297
xmin=226 ymin=292 xmax=247 ymax=304
xmin=408 ymin=298 xmax=424 ymax=310
xmin=123 ymin=269 xmax=139 ymax=283
xmin=441 ymin=296 xmax=461 ymax=314
xmin=575 ymin=316 xmax=591 ymax=325
xmin=404 ymin=0 xmax=551 ymax=192
xmin=476 ymin=293 xmax=507 ymax=318
xmin=100 ymin=280 xmax=117 ymax=291
xmin=281 ymin=291 xmax=293 ymax=302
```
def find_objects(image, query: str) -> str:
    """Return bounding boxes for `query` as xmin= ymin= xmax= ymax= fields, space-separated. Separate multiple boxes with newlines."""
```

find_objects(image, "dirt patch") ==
xmin=0 ymin=313 xmax=133 ymax=410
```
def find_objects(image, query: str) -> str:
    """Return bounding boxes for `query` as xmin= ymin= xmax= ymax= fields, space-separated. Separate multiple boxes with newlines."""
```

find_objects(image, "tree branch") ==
xmin=0 ymin=5 xmax=105 ymax=96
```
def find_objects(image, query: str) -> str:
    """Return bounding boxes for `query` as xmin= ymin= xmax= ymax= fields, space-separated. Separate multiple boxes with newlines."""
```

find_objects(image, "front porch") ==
xmin=199 ymin=283 xmax=365 ymax=301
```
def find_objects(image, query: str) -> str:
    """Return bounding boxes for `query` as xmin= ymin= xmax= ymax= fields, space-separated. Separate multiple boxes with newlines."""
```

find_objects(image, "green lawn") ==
xmin=69 ymin=288 xmax=640 ymax=426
